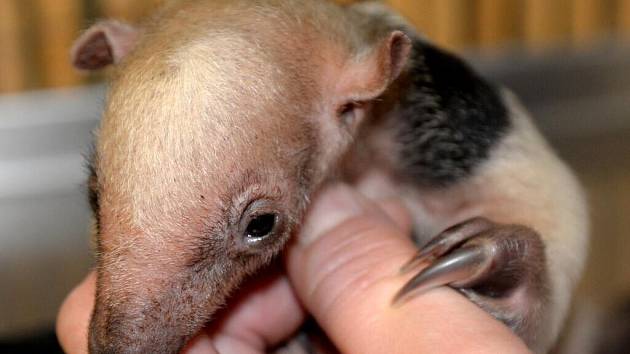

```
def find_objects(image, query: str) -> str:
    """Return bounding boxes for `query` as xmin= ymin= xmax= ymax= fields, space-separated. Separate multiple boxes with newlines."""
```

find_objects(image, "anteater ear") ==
xmin=337 ymin=31 xmax=412 ymax=102
xmin=71 ymin=20 xmax=140 ymax=71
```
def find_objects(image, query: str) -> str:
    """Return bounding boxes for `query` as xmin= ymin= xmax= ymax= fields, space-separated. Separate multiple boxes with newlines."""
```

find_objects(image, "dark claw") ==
xmin=399 ymin=236 xmax=450 ymax=274
xmin=393 ymin=245 xmax=490 ymax=305
xmin=393 ymin=219 xmax=548 ymax=352
xmin=400 ymin=217 xmax=493 ymax=274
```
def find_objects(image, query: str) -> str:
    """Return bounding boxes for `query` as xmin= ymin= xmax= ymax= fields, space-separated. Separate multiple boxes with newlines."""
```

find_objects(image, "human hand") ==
xmin=57 ymin=183 xmax=531 ymax=353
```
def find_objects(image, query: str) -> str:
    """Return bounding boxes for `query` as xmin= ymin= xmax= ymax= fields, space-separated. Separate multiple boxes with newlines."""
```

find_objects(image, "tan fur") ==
xmin=81 ymin=1 xmax=410 ymax=352
xmin=338 ymin=6 xmax=588 ymax=351
xmin=468 ymin=91 xmax=588 ymax=352
xmin=78 ymin=1 xmax=587 ymax=352
xmin=353 ymin=89 xmax=588 ymax=353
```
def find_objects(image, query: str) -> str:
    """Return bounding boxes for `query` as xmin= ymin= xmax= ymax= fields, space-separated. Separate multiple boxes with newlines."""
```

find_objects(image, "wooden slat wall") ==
xmin=572 ymin=0 xmax=611 ymax=44
xmin=0 ymin=1 xmax=26 ymax=92
xmin=35 ymin=0 xmax=84 ymax=88
xmin=523 ymin=0 xmax=573 ymax=49
xmin=0 ymin=0 xmax=627 ymax=93
xmin=100 ymin=0 xmax=163 ymax=22
xmin=477 ymin=0 xmax=523 ymax=49
xmin=387 ymin=0 xmax=438 ymax=39
xmin=429 ymin=0 xmax=476 ymax=50
xmin=617 ymin=0 xmax=630 ymax=37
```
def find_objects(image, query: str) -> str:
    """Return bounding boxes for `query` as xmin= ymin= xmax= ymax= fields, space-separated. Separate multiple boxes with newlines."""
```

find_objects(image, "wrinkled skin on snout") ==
xmin=73 ymin=1 xmax=410 ymax=352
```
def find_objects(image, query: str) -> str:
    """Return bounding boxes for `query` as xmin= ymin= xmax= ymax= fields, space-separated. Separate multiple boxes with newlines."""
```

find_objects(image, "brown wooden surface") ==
xmin=35 ymin=0 xmax=83 ymax=88
xmin=432 ymin=0 xmax=475 ymax=51
xmin=100 ymin=0 xmax=163 ymax=22
xmin=0 ymin=1 xmax=26 ymax=92
xmin=572 ymin=0 xmax=612 ymax=45
xmin=386 ymin=0 xmax=439 ymax=40
xmin=524 ymin=0 xmax=574 ymax=49
xmin=617 ymin=0 xmax=630 ymax=37
xmin=1 ymin=0 xmax=629 ymax=93
xmin=477 ymin=0 xmax=524 ymax=48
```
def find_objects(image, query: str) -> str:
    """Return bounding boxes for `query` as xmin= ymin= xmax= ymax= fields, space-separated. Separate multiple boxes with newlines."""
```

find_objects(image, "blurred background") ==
xmin=1 ymin=0 xmax=629 ymax=353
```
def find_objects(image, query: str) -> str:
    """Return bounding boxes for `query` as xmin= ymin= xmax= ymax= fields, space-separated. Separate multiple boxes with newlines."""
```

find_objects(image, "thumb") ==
xmin=287 ymin=183 xmax=416 ymax=320
xmin=285 ymin=183 xmax=531 ymax=354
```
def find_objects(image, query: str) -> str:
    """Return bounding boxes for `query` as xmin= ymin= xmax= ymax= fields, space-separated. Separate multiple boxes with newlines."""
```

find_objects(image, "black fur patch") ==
xmin=87 ymin=158 xmax=101 ymax=232
xmin=396 ymin=40 xmax=510 ymax=186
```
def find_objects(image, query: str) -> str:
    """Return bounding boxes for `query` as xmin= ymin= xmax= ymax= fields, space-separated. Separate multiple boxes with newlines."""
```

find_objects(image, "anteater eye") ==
xmin=236 ymin=199 xmax=286 ymax=250
xmin=245 ymin=213 xmax=277 ymax=239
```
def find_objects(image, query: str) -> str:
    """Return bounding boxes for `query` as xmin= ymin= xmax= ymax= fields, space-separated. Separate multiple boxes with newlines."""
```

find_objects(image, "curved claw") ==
xmin=393 ymin=246 xmax=490 ymax=305
xmin=400 ymin=218 xmax=494 ymax=274
xmin=399 ymin=236 xmax=450 ymax=274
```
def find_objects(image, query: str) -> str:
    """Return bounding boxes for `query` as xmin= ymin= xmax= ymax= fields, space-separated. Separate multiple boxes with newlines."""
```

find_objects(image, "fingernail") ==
xmin=300 ymin=183 xmax=368 ymax=245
